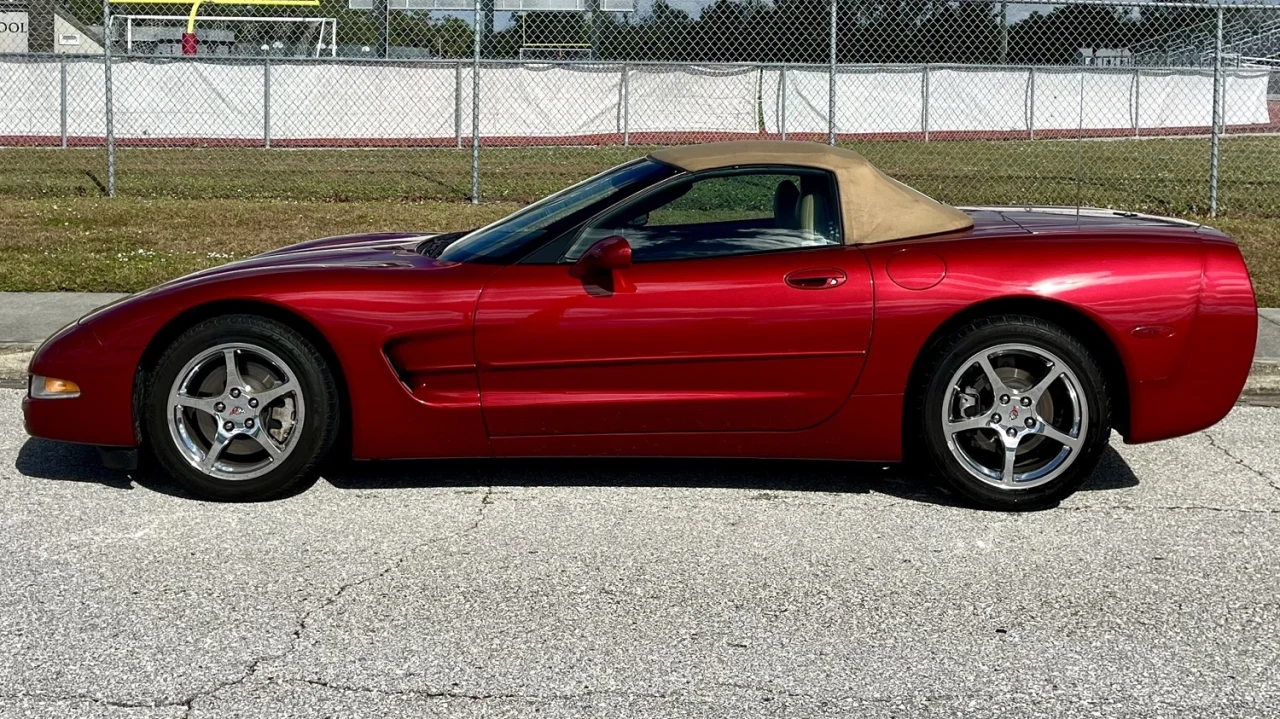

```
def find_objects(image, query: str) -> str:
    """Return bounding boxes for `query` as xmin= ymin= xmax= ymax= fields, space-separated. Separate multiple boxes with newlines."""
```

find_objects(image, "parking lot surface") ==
xmin=2 ymin=388 xmax=1278 ymax=718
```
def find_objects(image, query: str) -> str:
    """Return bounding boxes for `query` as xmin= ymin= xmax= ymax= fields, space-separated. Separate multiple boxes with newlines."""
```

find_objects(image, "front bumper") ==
xmin=23 ymin=321 xmax=140 ymax=448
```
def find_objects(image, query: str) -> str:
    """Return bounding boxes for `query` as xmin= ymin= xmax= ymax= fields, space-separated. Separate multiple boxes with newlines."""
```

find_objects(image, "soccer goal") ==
xmin=117 ymin=14 xmax=337 ymax=57
xmin=110 ymin=0 xmax=323 ymax=56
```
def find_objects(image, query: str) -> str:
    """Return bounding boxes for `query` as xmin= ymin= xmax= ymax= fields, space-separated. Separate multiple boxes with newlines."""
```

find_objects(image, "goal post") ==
xmin=116 ymin=14 xmax=337 ymax=57
xmin=109 ymin=0 xmax=321 ymax=55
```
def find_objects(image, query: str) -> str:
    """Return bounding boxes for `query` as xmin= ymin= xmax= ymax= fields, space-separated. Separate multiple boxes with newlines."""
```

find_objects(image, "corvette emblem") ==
xmin=1009 ymin=407 xmax=1019 ymax=419
xmin=230 ymin=406 xmax=245 ymax=416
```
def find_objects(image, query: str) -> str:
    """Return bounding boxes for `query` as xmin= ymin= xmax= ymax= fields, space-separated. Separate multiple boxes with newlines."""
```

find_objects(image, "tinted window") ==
xmin=567 ymin=169 xmax=841 ymax=263
xmin=441 ymin=159 xmax=674 ymax=264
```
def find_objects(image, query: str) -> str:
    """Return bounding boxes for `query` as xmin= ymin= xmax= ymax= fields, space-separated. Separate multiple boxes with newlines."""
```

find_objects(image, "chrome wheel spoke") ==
xmin=174 ymin=394 xmax=218 ymax=416
xmin=1000 ymin=442 xmax=1019 ymax=485
xmin=255 ymin=380 xmax=298 ymax=406
xmin=948 ymin=415 xmax=991 ymax=434
xmin=249 ymin=429 xmax=285 ymax=459
xmin=223 ymin=349 xmax=246 ymax=393
xmin=199 ymin=433 xmax=231 ymax=472
xmin=1038 ymin=422 xmax=1081 ymax=450
xmin=976 ymin=355 xmax=1009 ymax=396
xmin=1026 ymin=364 xmax=1061 ymax=402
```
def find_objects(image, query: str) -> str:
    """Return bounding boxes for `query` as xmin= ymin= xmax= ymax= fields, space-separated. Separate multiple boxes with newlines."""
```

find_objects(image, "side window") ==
xmin=566 ymin=168 xmax=841 ymax=263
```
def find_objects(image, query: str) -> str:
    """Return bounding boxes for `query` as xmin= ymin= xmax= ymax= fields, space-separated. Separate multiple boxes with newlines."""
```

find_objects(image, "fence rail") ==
xmin=1 ymin=0 xmax=1277 ymax=217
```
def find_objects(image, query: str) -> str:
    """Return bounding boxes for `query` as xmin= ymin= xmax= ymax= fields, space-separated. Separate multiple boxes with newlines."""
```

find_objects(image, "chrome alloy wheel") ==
xmin=941 ymin=343 xmax=1088 ymax=490
xmin=167 ymin=343 xmax=305 ymax=481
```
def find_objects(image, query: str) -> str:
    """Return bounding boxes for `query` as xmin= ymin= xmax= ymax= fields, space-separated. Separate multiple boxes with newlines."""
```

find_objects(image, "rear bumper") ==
xmin=1126 ymin=240 xmax=1257 ymax=443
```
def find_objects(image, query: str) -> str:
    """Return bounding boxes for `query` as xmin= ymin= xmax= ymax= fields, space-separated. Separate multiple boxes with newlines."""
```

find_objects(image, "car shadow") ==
xmin=15 ymin=438 xmax=1140 ymax=509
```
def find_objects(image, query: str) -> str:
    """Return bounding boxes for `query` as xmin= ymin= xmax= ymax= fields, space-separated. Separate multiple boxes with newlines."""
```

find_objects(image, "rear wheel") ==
xmin=144 ymin=315 xmax=339 ymax=501
xmin=917 ymin=315 xmax=1111 ymax=511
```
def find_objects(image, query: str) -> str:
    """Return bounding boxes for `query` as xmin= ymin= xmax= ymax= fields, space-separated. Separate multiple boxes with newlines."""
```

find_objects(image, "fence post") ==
xmin=1026 ymin=66 xmax=1034 ymax=141
xmin=827 ymin=0 xmax=836 ymax=145
xmin=455 ymin=61 xmax=463 ymax=149
xmin=470 ymin=0 xmax=482 ymax=205
xmin=1209 ymin=6 xmax=1223 ymax=217
xmin=1133 ymin=67 xmax=1140 ymax=138
xmin=921 ymin=64 xmax=929 ymax=142
xmin=779 ymin=64 xmax=787 ymax=141
xmin=622 ymin=63 xmax=630 ymax=146
xmin=59 ymin=59 xmax=68 ymax=149
xmin=263 ymin=60 xmax=271 ymax=149
xmin=102 ymin=0 xmax=115 ymax=198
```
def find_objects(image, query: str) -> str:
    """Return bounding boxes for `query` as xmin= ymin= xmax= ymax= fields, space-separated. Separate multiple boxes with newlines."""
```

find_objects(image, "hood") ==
xmin=135 ymin=232 xmax=453 ymax=299
xmin=77 ymin=232 xmax=465 ymax=326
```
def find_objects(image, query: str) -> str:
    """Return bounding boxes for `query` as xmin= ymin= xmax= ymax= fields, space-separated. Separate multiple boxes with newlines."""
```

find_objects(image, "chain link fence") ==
xmin=0 ymin=0 xmax=1277 ymax=217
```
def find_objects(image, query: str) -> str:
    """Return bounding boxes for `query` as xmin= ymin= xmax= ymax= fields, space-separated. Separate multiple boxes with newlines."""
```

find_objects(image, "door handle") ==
xmin=785 ymin=268 xmax=847 ymax=289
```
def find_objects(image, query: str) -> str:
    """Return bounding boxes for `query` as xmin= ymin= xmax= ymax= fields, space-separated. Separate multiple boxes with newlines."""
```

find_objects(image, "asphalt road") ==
xmin=2 ymin=389 xmax=1279 ymax=718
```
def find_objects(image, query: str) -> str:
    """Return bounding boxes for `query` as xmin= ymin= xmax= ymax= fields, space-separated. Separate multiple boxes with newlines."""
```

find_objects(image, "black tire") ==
xmin=143 ymin=314 xmax=340 ymax=501
xmin=914 ymin=314 xmax=1112 ymax=511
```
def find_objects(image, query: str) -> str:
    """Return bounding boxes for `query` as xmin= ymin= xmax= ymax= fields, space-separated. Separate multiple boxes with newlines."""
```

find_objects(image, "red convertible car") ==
xmin=24 ymin=141 xmax=1257 ymax=510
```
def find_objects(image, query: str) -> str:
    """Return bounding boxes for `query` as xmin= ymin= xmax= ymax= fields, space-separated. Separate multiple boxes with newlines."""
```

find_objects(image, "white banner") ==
xmin=0 ymin=57 xmax=1272 ymax=143
xmin=762 ymin=65 xmax=1271 ymax=136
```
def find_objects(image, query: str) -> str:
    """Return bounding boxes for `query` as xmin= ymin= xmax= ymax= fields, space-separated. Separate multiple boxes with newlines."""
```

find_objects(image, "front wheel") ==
xmin=144 ymin=314 xmax=340 ymax=501
xmin=917 ymin=315 xmax=1112 ymax=511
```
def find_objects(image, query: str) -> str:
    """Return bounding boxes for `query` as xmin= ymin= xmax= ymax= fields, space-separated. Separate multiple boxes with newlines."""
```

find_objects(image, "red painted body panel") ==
xmin=473 ymin=246 xmax=874 ymax=436
xmin=23 ymin=210 xmax=1258 ymax=463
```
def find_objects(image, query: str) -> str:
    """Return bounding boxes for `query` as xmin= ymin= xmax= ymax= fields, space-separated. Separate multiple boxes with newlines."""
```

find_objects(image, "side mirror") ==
xmin=570 ymin=235 xmax=632 ymax=279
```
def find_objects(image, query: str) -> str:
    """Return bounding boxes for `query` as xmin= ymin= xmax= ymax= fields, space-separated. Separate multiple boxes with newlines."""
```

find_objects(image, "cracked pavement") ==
xmin=2 ymin=388 xmax=1279 ymax=718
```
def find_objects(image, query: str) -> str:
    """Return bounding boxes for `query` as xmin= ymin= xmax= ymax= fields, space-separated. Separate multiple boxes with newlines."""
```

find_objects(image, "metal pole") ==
xmin=827 ymin=0 xmax=836 ymax=145
xmin=1000 ymin=2 xmax=1008 ymax=64
xmin=470 ymin=0 xmax=481 ymax=205
xmin=263 ymin=60 xmax=271 ymax=149
xmin=1133 ymin=68 xmax=1140 ymax=138
xmin=103 ymin=0 xmax=115 ymax=198
xmin=455 ymin=61 xmax=463 ymax=150
xmin=780 ymin=64 xmax=787 ymax=141
xmin=621 ymin=63 xmax=630 ymax=146
xmin=1209 ymin=7 xmax=1223 ymax=217
xmin=1027 ymin=67 xmax=1035 ymax=140
xmin=921 ymin=65 xmax=929 ymax=142
xmin=59 ymin=60 xmax=68 ymax=149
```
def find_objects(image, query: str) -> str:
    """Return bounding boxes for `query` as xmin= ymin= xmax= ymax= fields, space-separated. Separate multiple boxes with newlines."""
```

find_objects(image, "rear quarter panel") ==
xmin=857 ymin=228 xmax=1255 ymax=444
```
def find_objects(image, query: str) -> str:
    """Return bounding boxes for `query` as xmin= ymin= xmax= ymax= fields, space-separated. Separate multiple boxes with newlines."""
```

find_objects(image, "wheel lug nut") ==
xmin=244 ymin=419 xmax=255 ymax=429
xmin=223 ymin=421 xmax=234 ymax=432
xmin=999 ymin=394 xmax=1010 ymax=405
xmin=1025 ymin=418 xmax=1036 ymax=428
xmin=991 ymin=414 xmax=1002 ymax=423
xmin=248 ymin=398 xmax=259 ymax=408
xmin=230 ymin=388 xmax=241 ymax=398
xmin=1021 ymin=396 xmax=1032 ymax=407
xmin=214 ymin=402 xmax=225 ymax=413
xmin=1006 ymin=427 xmax=1018 ymax=438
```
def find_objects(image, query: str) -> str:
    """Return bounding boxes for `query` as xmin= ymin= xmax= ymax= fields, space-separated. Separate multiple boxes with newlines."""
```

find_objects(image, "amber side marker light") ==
xmin=30 ymin=376 xmax=81 ymax=399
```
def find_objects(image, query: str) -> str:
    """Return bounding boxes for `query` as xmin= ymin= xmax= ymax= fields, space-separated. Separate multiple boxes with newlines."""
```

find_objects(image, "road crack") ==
xmin=5 ymin=486 xmax=498 ymax=717
xmin=1203 ymin=430 xmax=1280 ymax=491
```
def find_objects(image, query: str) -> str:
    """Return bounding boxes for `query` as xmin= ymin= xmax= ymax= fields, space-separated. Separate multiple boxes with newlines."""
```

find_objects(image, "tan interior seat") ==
xmin=773 ymin=180 xmax=800 ymax=230
xmin=797 ymin=176 xmax=830 ymax=238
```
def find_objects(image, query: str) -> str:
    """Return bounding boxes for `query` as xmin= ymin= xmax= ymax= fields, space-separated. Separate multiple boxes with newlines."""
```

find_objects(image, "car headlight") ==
xmin=29 ymin=375 xmax=81 ymax=399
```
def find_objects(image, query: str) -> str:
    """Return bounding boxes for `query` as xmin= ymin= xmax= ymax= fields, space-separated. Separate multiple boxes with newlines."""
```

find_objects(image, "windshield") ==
xmin=439 ymin=158 xmax=673 ymax=263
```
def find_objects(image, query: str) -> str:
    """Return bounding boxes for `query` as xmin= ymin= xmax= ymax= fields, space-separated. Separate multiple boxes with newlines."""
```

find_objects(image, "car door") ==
xmin=473 ymin=166 xmax=874 ymax=437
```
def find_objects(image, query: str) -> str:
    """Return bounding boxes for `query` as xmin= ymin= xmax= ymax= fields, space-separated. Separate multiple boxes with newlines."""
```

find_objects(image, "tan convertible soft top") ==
xmin=649 ymin=141 xmax=973 ymax=245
